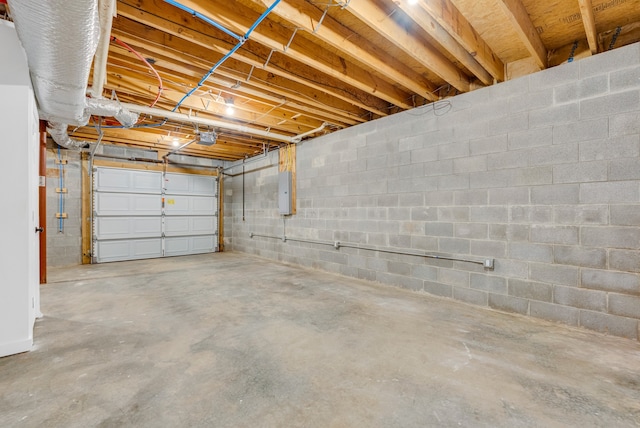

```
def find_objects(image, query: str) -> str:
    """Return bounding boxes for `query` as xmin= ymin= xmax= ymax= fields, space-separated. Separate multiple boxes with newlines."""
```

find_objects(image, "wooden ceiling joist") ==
xmin=578 ymin=0 xmax=599 ymax=54
xmin=238 ymin=0 xmax=439 ymax=100
xmin=343 ymin=0 xmax=472 ymax=92
xmin=497 ymin=0 xmax=548 ymax=68
xmin=391 ymin=0 xmax=495 ymax=85
xmin=107 ymin=47 xmax=363 ymax=128
xmin=174 ymin=0 xmax=414 ymax=109
xmin=29 ymin=0 xmax=638 ymax=160
xmin=409 ymin=0 xmax=505 ymax=82
xmin=115 ymin=4 xmax=391 ymax=116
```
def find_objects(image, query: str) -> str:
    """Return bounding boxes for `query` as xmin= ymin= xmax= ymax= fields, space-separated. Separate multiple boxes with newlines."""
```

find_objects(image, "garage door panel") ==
xmin=164 ymin=195 xmax=216 ymax=216
xmin=95 ymin=193 xmax=161 ymax=216
xmin=95 ymin=168 xmax=162 ymax=194
xmin=95 ymin=217 xmax=162 ymax=240
xmin=164 ymin=173 xmax=217 ymax=196
xmin=95 ymin=238 xmax=163 ymax=263
xmin=93 ymin=167 xmax=218 ymax=263
xmin=165 ymin=235 xmax=216 ymax=256
xmin=165 ymin=216 xmax=217 ymax=236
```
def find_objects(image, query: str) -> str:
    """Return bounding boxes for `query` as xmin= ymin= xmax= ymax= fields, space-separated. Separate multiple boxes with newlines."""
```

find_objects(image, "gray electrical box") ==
xmin=278 ymin=171 xmax=292 ymax=215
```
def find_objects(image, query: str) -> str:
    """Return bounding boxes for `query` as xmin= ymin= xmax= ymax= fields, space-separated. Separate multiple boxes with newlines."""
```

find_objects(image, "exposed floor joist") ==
xmin=578 ymin=0 xmax=599 ymax=54
xmin=497 ymin=0 xmax=548 ymax=68
xmin=5 ymin=0 xmax=638 ymax=160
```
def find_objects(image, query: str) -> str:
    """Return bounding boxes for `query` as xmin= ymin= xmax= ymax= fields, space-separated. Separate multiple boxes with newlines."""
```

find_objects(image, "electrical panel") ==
xmin=278 ymin=171 xmax=292 ymax=215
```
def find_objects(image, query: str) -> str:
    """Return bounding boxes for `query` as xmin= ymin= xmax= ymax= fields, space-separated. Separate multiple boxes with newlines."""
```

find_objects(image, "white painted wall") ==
xmin=0 ymin=20 xmax=41 ymax=357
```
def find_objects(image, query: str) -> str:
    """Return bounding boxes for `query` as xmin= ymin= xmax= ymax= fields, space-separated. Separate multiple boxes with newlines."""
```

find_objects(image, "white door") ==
xmin=93 ymin=167 xmax=218 ymax=263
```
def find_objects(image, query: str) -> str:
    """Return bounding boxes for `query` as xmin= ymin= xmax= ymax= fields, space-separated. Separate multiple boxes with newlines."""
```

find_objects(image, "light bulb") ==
xmin=172 ymin=138 xmax=179 ymax=147
xmin=226 ymin=105 xmax=235 ymax=115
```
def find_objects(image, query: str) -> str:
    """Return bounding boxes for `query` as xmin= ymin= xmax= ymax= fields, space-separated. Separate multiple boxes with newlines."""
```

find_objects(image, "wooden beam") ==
xmin=404 ymin=0 xmax=505 ymax=82
xmin=391 ymin=0 xmax=495 ymax=85
xmin=243 ymin=0 xmax=438 ymax=99
xmin=497 ymin=0 xmax=547 ymax=69
xmin=81 ymin=153 xmax=91 ymax=264
xmin=92 ymin=158 xmax=219 ymax=176
xmin=113 ymin=7 xmax=389 ymax=116
xmin=548 ymin=21 xmax=640 ymax=67
xmin=107 ymin=50 xmax=362 ymax=127
xmin=599 ymin=21 xmax=640 ymax=52
xmin=343 ymin=0 xmax=471 ymax=92
xmin=72 ymin=116 xmax=281 ymax=161
xmin=578 ymin=0 xmax=599 ymax=54
xmin=218 ymin=174 xmax=224 ymax=252
xmin=107 ymin=70 xmax=320 ymax=135
xmin=174 ymin=0 xmax=414 ymax=109
xmin=279 ymin=144 xmax=296 ymax=215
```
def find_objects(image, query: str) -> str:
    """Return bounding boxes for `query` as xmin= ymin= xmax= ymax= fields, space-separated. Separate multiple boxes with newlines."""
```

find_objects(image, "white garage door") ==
xmin=93 ymin=167 xmax=218 ymax=263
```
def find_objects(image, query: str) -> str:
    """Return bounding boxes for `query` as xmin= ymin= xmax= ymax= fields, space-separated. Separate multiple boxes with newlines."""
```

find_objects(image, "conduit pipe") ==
xmin=163 ymin=138 xmax=198 ymax=159
xmin=249 ymin=232 xmax=495 ymax=269
xmin=291 ymin=122 xmax=328 ymax=143
xmin=122 ymin=103 xmax=329 ymax=144
xmin=90 ymin=0 xmax=117 ymax=99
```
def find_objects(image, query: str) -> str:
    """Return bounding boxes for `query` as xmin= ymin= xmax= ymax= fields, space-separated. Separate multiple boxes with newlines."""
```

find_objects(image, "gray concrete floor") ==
xmin=1 ymin=253 xmax=639 ymax=427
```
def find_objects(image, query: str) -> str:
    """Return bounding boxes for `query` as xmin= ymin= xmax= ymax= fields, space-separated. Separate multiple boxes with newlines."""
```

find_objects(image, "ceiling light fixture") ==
xmin=172 ymin=138 xmax=180 ymax=147
xmin=225 ymin=98 xmax=235 ymax=115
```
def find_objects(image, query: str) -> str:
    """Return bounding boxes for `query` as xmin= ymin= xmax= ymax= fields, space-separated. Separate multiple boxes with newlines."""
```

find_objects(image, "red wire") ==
xmin=111 ymin=36 xmax=164 ymax=107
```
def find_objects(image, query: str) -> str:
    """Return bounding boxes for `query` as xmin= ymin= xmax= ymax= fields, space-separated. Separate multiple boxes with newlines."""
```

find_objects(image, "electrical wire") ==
xmin=95 ymin=36 xmax=166 ymax=129
xmin=111 ymin=37 xmax=164 ymax=108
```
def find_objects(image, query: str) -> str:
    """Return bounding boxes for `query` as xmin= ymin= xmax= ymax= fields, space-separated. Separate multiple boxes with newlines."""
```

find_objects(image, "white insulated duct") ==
xmin=84 ymin=98 xmax=138 ymax=128
xmin=46 ymin=122 xmax=90 ymax=151
xmin=8 ymin=0 xmax=138 ymax=150
xmin=8 ymin=0 xmax=323 ymax=149
xmin=8 ymin=0 xmax=101 ymax=125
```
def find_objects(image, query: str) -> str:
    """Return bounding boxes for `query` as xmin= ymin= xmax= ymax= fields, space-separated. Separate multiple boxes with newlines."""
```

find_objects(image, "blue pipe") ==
xmin=57 ymin=146 xmax=64 ymax=233
xmin=163 ymin=0 xmax=243 ymax=42
xmin=169 ymin=0 xmax=281 ymax=112
xmin=171 ymin=43 xmax=243 ymax=112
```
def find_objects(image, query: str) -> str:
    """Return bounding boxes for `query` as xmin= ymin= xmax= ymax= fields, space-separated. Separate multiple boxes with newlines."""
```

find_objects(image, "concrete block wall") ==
xmin=226 ymin=42 xmax=640 ymax=341
xmin=46 ymin=149 xmax=82 ymax=267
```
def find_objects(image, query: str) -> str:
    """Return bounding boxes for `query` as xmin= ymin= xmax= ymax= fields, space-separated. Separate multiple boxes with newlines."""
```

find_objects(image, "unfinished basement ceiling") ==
xmin=5 ymin=0 xmax=640 ymax=160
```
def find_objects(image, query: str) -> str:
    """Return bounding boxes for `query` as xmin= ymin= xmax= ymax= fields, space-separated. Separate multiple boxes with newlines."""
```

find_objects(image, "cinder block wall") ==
xmin=226 ymin=42 xmax=640 ymax=340
xmin=46 ymin=149 xmax=82 ymax=267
